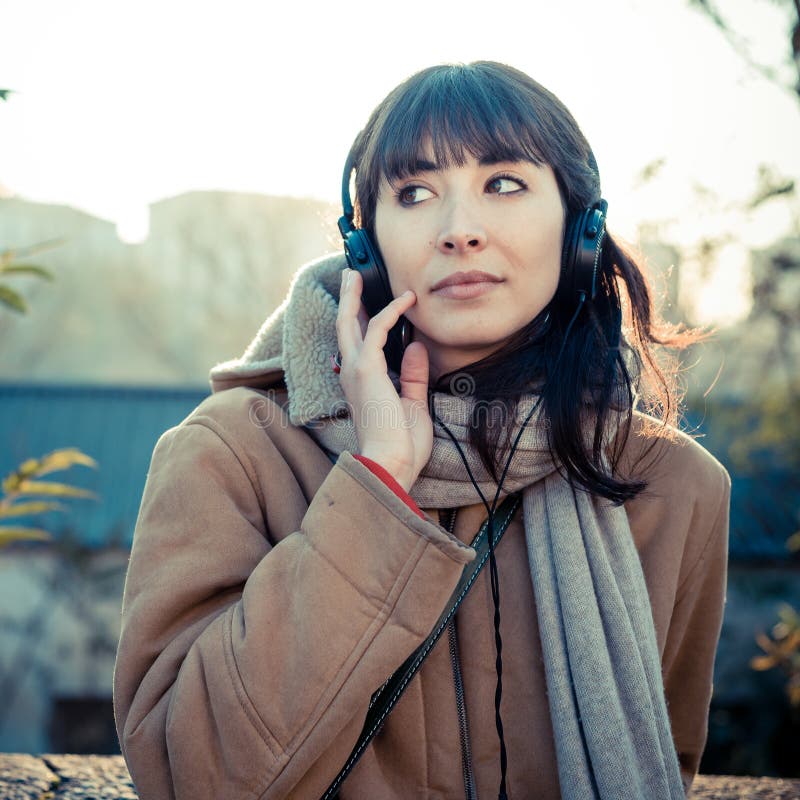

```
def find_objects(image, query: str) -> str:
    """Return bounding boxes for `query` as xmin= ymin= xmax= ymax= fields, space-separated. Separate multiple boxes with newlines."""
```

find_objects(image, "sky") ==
xmin=1 ymin=0 xmax=798 ymax=325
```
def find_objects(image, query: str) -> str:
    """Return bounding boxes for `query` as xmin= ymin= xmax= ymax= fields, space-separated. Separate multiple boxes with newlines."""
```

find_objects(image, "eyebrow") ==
xmin=409 ymin=154 xmax=523 ymax=174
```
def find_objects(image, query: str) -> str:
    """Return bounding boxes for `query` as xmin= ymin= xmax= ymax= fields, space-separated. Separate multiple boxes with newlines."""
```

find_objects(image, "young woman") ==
xmin=113 ymin=62 xmax=730 ymax=800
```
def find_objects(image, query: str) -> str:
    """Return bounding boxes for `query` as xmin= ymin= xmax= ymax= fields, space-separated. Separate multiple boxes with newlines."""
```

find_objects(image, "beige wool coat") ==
xmin=113 ymin=378 xmax=731 ymax=800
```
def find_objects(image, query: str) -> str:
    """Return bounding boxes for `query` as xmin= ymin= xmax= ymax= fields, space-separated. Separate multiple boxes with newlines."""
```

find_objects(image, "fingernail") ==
xmin=345 ymin=271 xmax=353 ymax=290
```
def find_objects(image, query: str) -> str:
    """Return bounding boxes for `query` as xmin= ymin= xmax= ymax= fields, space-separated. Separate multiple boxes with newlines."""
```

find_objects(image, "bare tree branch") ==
xmin=688 ymin=0 xmax=800 ymax=103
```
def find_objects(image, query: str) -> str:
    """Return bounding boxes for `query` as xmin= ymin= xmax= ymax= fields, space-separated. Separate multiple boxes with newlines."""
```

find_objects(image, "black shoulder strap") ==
xmin=321 ymin=491 xmax=522 ymax=799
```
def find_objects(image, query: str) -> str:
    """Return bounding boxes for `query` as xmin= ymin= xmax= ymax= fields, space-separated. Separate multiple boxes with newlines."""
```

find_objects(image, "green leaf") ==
xmin=0 ymin=501 xmax=68 ymax=519
xmin=0 ymin=264 xmax=55 ymax=281
xmin=0 ymin=89 xmax=13 ymax=102
xmin=0 ymin=285 xmax=28 ymax=313
xmin=0 ymin=527 xmax=52 ymax=547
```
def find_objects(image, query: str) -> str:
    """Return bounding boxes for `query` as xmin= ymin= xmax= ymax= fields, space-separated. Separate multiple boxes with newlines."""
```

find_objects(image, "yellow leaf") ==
xmin=787 ymin=531 xmax=800 ymax=552
xmin=0 ymin=501 xmax=67 ymax=518
xmin=2 ymin=458 xmax=42 ymax=493
xmin=15 ymin=457 xmax=42 ymax=477
xmin=0 ymin=527 xmax=52 ymax=547
xmin=750 ymin=655 xmax=777 ymax=671
xmin=755 ymin=631 xmax=774 ymax=652
xmin=13 ymin=480 xmax=98 ymax=500
xmin=2 ymin=449 xmax=98 ymax=495
xmin=34 ymin=448 xmax=98 ymax=477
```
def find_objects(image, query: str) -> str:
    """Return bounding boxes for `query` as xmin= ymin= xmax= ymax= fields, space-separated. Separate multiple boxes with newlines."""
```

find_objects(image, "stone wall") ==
xmin=2 ymin=755 xmax=800 ymax=799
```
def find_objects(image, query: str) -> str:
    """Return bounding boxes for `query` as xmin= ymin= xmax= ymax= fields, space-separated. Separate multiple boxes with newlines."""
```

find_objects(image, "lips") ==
xmin=430 ymin=270 xmax=503 ymax=291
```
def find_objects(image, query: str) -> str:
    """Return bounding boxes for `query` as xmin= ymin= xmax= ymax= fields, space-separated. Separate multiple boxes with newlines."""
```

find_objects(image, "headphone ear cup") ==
xmin=342 ymin=228 xmax=394 ymax=318
xmin=341 ymin=226 xmax=408 ymax=373
xmin=554 ymin=199 xmax=608 ymax=308
xmin=338 ymin=142 xmax=410 ymax=374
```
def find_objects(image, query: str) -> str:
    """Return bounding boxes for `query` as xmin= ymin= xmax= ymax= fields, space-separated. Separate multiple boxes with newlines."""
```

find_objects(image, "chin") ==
xmin=411 ymin=314 xmax=521 ymax=350
xmin=427 ymin=332 xmax=514 ymax=353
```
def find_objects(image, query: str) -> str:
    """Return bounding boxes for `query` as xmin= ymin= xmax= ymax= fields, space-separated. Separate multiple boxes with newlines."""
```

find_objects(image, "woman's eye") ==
xmin=486 ymin=175 xmax=526 ymax=194
xmin=398 ymin=185 xmax=434 ymax=205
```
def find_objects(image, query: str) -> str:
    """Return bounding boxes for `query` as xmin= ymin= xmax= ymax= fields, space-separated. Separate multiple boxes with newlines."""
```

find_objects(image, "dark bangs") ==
xmin=347 ymin=61 xmax=701 ymax=505
xmin=353 ymin=62 xmax=597 ymax=234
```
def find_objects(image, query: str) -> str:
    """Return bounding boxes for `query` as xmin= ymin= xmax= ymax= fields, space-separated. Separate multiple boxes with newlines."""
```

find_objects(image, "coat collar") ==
xmin=208 ymin=252 xmax=351 ymax=426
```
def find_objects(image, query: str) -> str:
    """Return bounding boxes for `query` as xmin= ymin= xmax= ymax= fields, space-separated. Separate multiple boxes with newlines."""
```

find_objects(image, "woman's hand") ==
xmin=336 ymin=267 xmax=433 ymax=492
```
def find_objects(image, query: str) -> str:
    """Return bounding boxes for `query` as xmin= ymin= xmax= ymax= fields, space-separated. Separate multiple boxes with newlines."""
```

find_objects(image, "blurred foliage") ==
xmin=0 ymin=84 xmax=97 ymax=548
xmin=1 ymin=236 xmax=95 ymax=548
xmin=0 ymin=240 xmax=61 ymax=313
xmin=749 ymin=164 xmax=796 ymax=209
xmin=720 ymin=384 xmax=800 ymax=473
xmin=0 ymin=449 xmax=98 ymax=547
xmin=685 ymin=0 xmax=800 ymax=738
xmin=0 ymin=136 xmax=96 ymax=543
xmin=725 ymin=246 xmax=800 ymax=710
xmin=751 ymin=600 xmax=800 ymax=707
xmin=0 ymin=88 xmax=60 ymax=313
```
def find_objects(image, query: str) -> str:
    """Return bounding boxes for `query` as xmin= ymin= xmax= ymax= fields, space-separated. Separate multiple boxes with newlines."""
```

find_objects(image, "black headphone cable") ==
xmin=429 ymin=293 xmax=586 ymax=800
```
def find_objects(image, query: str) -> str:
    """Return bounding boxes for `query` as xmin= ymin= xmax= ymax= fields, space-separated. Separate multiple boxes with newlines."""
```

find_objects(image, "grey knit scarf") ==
xmin=209 ymin=252 xmax=685 ymax=800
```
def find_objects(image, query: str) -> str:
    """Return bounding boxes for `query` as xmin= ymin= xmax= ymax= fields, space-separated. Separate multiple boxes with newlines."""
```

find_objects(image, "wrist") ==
xmin=358 ymin=450 xmax=415 ymax=492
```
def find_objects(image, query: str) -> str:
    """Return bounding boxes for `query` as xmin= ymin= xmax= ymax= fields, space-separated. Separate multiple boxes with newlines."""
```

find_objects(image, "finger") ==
xmin=399 ymin=341 xmax=429 ymax=407
xmin=342 ymin=268 xmax=368 ymax=334
xmin=362 ymin=290 xmax=417 ymax=351
xmin=356 ymin=303 xmax=370 ymax=340
xmin=337 ymin=269 xmax=364 ymax=362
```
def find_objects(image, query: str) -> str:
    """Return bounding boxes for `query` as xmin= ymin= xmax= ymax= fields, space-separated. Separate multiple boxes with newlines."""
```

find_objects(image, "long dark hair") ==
xmin=351 ymin=61 xmax=704 ymax=504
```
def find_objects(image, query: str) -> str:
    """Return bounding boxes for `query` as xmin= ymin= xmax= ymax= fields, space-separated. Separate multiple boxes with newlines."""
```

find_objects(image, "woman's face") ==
xmin=374 ymin=142 xmax=566 ymax=382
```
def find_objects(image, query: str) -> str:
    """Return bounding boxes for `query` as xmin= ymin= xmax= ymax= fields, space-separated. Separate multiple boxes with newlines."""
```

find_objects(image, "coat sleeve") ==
xmin=113 ymin=414 xmax=474 ymax=800
xmin=660 ymin=464 xmax=731 ymax=795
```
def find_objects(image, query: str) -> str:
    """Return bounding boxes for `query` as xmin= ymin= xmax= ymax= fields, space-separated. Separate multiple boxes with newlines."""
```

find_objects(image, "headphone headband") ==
xmin=339 ymin=147 xmax=357 ymax=228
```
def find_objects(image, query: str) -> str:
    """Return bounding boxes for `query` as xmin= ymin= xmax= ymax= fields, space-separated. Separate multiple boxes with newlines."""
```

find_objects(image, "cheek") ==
xmin=376 ymin=228 xmax=403 ymax=273
xmin=533 ymin=211 xmax=565 ymax=270
xmin=509 ymin=224 xmax=562 ymax=305
xmin=375 ymin=214 xmax=427 ymax=294
xmin=511 ymin=225 xmax=561 ymax=271
xmin=374 ymin=213 xmax=398 ymax=278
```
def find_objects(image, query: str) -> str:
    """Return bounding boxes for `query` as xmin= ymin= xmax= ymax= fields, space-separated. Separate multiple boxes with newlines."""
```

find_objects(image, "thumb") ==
xmin=398 ymin=341 xmax=429 ymax=407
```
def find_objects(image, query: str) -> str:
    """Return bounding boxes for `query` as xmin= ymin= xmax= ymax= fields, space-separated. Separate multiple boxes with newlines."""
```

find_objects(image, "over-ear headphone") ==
xmin=554 ymin=195 xmax=608 ymax=307
xmin=337 ymin=145 xmax=411 ymax=373
xmin=337 ymin=140 xmax=609 ymax=372
xmin=336 ymin=147 xmax=397 ymax=320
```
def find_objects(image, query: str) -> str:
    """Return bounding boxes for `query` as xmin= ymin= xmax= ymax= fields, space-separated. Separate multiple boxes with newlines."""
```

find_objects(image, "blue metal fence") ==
xmin=0 ymin=381 xmax=794 ymax=560
xmin=0 ymin=381 xmax=208 ymax=548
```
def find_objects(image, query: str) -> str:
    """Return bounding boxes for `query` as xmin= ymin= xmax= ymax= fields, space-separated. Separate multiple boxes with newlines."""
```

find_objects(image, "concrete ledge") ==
xmin=1 ymin=754 xmax=800 ymax=798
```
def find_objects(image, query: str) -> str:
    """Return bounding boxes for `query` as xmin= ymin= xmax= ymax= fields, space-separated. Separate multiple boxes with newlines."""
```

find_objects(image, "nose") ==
xmin=435 ymin=200 xmax=487 ymax=254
